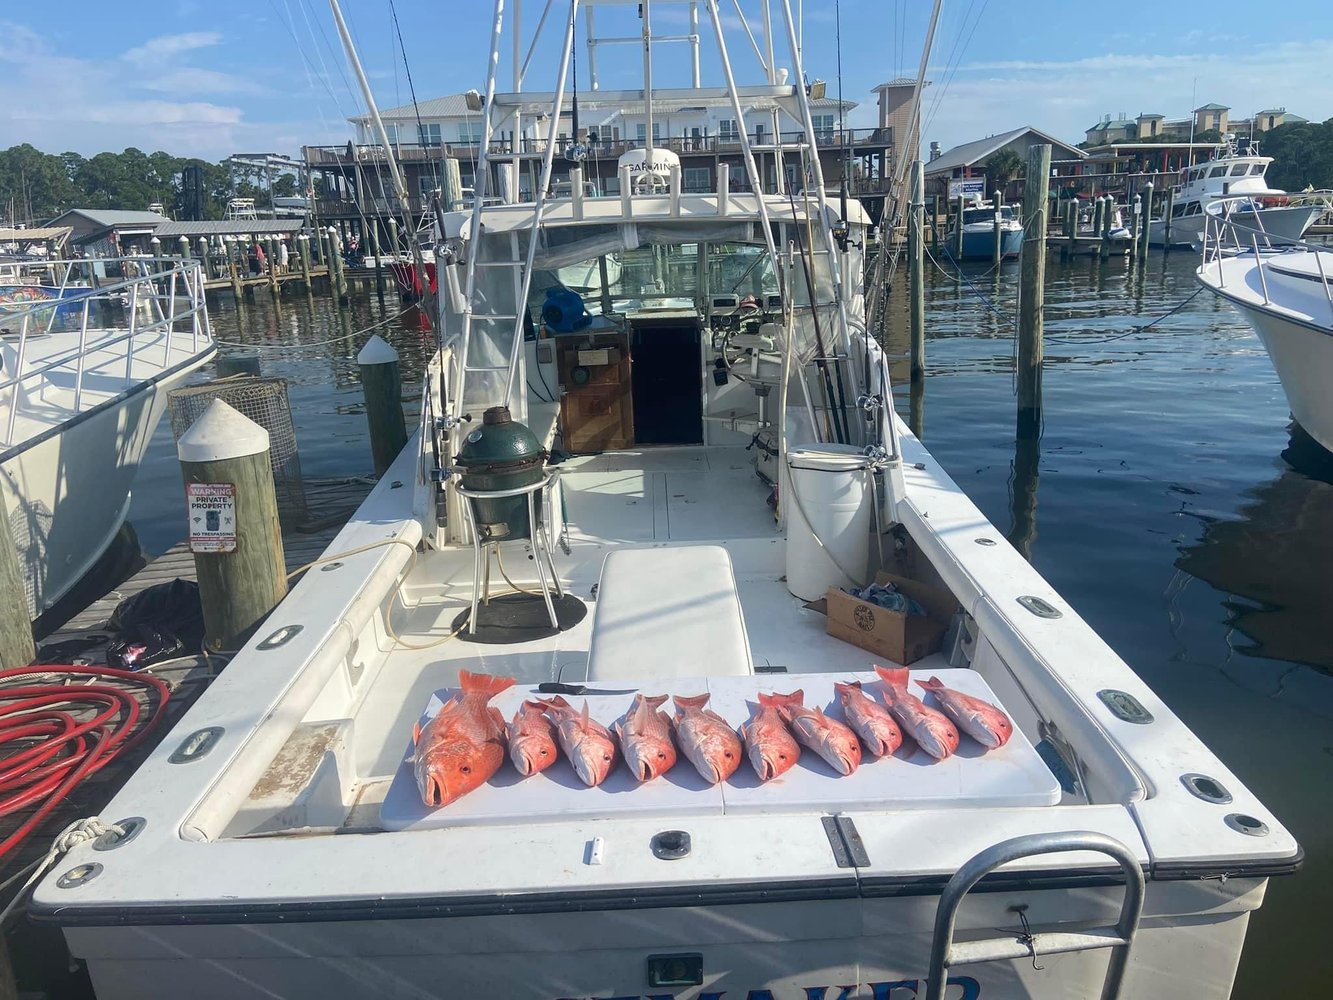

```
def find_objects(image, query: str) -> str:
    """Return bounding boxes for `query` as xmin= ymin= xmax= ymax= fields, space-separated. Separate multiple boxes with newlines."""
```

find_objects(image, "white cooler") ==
xmin=784 ymin=443 xmax=872 ymax=601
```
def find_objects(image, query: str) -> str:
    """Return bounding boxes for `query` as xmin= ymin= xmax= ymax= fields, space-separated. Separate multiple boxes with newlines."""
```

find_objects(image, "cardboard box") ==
xmin=820 ymin=572 xmax=957 ymax=665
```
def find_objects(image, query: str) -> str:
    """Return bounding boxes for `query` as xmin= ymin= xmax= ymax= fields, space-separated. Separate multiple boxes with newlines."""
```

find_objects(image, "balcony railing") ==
xmin=304 ymin=127 xmax=893 ymax=167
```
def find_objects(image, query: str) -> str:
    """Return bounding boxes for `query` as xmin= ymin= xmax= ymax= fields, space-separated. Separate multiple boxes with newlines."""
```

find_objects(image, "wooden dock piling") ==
xmin=1017 ymin=144 xmax=1051 ymax=434
xmin=931 ymin=195 xmax=941 ymax=250
xmin=371 ymin=229 xmax=385 ymax=298
xmin=1140 ymin=182 xmax=1154 ymax=260
xmin=358 ymin=335 xmax=409 ymax=475
xmin=298 ymin=233 xmax=312 ymax=288
xmin=1129 ymin=194 xmax=1141 ymax=261
xmin=992 ymin=193 xmax=1002 ymax=269
xmin=954 ymin=196 xmax=965 ymax=261
xmin=176 ymin=400 xmax=287 ymax=652
xmin=910 ymin=160 xmax=926 ymax=385
xmin=1100 ymin=195 xmax=1114 ymax=259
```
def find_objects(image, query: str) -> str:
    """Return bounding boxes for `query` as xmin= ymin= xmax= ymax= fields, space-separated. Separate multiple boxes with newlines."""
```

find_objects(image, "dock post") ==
xmin=0 ymin=496 xmax=35 ymax=670
xmin=992 ymin=193 xmax=1002 ymax=269
xmin=197 ymin=237 xmax=210 ymax=277
xmin=1140 ymin=182 xmax=1154 ymax=260
xmin=298 ymin=233 xmax=312 ymax=288
xmin=388 ymin=217 xmax=400 ymax=258
xmin=443 ymin=158 xmax=464 ymax=212
xmin=931 ymin=195 xmax=941 ymax=250
xmin=1017 ymin=144 xmax=1051 ymax=435
xmin=1128 ymin=194 xmax=1140 ymax=261
xmin=1067 ymin=199 xmax=1079 ymax=257
xmin=909 ymin=160 xmax=926 ymax=386
xmin=177 ymin=235 xmax=190 ymax=260
xmin=1164 ymin=186 xmax=1175 ymax=251
xmin=1100 ymin=196 xmax=1114 ymax=260
xmin=954 ymin=196 xmax=965 ymax=261
xmin=177 ymin=400 xmax=287 ymax=652
xmin=358 ymin=335 xmax=409 ymax=475
xmin=370 ymin=228 xmax=385 ymax=298
xmin=1091 ymin=197 xmax=1104 ymax=245
xmin=267 ymin=237 xmax=280 ymax=295
xmin=228 ymin=239 xmax=243 ymax=299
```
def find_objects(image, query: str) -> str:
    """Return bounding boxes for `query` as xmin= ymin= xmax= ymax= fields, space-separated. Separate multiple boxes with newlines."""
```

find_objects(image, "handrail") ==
xmin=0 ymin=257 xmax=214 ymax=446
xmin=1199 ymin=199 xmax=1333 ymax=326
xmin=925 ymin=831 xmax=1145 ymax=1000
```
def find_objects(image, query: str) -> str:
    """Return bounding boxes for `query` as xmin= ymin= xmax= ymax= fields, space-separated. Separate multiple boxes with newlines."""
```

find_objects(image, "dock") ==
xmin=0 ymin=476 xmax=373 ymax=994
xmin=1045 ymin=234 xmax=1133 ymax=258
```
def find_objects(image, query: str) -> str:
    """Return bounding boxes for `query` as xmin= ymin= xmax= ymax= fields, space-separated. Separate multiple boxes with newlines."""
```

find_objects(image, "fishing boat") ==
xmin=32 ymin=3 xmax=1297 ymax=998
xmin=1196 ymin=206 xmax=1333 ymax=452
xmin=1148 ymin=135 xmax=1321 ymax=248
xmin=945 ymin=197 xmax=1024 ymax=260
xmin=0 ymin=257 xmax=215 ymax=618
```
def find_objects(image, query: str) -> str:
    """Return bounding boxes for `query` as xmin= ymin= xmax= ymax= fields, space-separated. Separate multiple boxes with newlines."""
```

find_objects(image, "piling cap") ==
xmin=357 ymin=334 xmax=399 ymax=366
xmin=177 ymin=398 xmax=270 ymax=463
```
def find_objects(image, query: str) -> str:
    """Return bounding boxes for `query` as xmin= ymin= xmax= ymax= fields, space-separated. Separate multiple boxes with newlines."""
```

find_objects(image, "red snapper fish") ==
xmin=834 ymin=680 xmax=903 ymax=757
xmin=739 ymin=691 xmax=803 ymax=782
xmin=413 ymin=670 xmax=515 ymax=807
xmin=614 ymin=694 xmax=678 ymax=782
xmin=537 ymin=695 xmax=619 ymax=786
xmin=917 ymin=676 xmax=1014 ymax=749
xmin=874 ymin=665 xmax=960 ymax=760
xmin=507 ymin=700 xmax=560 ymax=776
xmin=779 ymin=694 xmax=862 ymax=775
xmin=672 ymin=694 xmax=743 ymax=784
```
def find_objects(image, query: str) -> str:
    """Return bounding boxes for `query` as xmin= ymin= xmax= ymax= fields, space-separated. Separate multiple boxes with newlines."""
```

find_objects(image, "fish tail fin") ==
xmin=459 ymin=669 xmax=517 ymax=699
xmin=758 ymin=689 xmax=804 ymax=709
xmin=643 ymin=694 xmax=670 ymax=710
xmin=673 ymin=693 xmax=710 ymax=712
xmin=833 ymin=680 xmax=862 ymax=698
xmin=917 ymin=676 xmax=944 ymax=691
xmin=874 ymin=664 xmax=910 ymax=690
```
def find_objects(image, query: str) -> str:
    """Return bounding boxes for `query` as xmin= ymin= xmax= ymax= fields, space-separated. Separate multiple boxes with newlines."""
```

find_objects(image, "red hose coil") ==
xmin=0 ymin=666 xmax=170 ymax=861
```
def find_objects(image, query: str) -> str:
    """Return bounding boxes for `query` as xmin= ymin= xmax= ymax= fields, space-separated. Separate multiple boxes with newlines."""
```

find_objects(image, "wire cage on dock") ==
xmin=168 ymin=377 xmax=308 ymax=524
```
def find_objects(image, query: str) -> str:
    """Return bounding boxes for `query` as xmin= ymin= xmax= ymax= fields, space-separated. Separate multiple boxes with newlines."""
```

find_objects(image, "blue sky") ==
xmin=1 ymin=0 xmax=1330 ymax=161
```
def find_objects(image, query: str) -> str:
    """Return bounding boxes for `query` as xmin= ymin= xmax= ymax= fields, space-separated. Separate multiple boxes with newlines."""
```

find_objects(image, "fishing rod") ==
xmin=786 ymin=179 xmax=848 ymax=445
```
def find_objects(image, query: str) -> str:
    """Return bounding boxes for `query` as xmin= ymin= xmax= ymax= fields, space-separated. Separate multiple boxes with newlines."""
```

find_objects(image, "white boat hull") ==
xmin=64 ymin=877 xmax=1263 ymax=999
xmin=1223 ymin=293 xmax=1333 ymax=452
xmin=1150 ymin=204 xmax=1321 ymax=248
xmin=0 ymin=364 xmax=200 ymax=617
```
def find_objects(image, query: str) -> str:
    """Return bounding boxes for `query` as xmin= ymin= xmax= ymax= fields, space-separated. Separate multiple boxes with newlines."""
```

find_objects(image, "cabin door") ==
xmin=629 ymin=319 xmax=703 ymax=445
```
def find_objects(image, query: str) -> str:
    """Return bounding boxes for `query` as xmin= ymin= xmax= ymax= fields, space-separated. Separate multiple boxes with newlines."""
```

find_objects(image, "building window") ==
xmin=1267 ymin=116 xmax=1276 ymax=129
xmin=683 ymin=166 xmax=711 ymax=192
xmin=383 ymin=124 xmax=399 ymax=145
xmin=719 ymin=119 xmax=739 ymax=142
xmin=457 ymin=122 xmax=482 ymax=144
xmin=812 ymin=114 xmax=835 ymax=141
xmin=418 ymin=123 xmax=442 ymax=147
xmin=635 ymin=122 xmax=662 ymax=143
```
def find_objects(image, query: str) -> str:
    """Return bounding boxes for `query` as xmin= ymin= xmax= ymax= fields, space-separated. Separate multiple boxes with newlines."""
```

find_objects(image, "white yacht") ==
xmin=32 ymin=5 xmax=1297 ymax=998
xmin=0 ymin=256 xmax=215 ymax=618
xmin=1149 ymin=136 xmax=1321 ymax=247
xmin=1197 ymin=207 xmax=1333 ymax=452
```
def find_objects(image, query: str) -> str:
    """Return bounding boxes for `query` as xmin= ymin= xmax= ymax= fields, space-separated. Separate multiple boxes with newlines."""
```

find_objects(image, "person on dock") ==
xmin=254 ymin=242 xmax=267 ymax=276
xmin=278 ymin=240 xmax=289 ymax=274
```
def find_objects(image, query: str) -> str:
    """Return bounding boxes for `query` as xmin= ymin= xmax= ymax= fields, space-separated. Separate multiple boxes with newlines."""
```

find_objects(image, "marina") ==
xmin=0 ymin=1 xmax=1331 ymax=997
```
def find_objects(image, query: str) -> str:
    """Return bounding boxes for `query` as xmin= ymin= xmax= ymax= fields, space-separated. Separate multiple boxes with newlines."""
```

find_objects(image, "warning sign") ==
xmin=187 ymin=483 xmax=237 ymax=553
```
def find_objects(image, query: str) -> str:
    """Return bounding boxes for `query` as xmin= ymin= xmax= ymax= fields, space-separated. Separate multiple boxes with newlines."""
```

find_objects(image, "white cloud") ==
xmin=922 ymin=39 xmax=1333 ymax=154
xmin=0 ymin=22 xmax=344 ymax=159
xmin=122 ymin=31 xmax=221 ymax=66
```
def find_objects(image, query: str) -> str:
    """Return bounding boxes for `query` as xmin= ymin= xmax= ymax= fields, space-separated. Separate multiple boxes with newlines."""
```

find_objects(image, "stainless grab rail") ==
xmin=924 ymin=831 xmax=1145 ymax=1000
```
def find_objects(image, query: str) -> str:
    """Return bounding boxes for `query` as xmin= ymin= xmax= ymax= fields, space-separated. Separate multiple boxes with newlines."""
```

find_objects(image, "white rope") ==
xmin=0 ymin=816 xmax=124 ymax=925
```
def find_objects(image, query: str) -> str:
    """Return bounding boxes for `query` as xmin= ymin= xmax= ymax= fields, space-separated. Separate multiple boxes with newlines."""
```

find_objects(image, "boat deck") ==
xmin=1 ymin=477 xmax=373 ymax=909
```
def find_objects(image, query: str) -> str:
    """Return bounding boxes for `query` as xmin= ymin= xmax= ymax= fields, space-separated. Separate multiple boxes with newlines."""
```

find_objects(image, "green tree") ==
xmin=0 ymin=144 xmax=79 ymax=222
xmin=982 ymin=147 xmax=1024 ymax=200
xmin=1261 ymin=119 xmax=1333 ymax=191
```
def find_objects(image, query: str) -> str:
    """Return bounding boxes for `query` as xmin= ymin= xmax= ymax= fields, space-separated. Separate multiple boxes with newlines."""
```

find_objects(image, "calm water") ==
xmin=126 ymin=252 xmax=1331 ymax=992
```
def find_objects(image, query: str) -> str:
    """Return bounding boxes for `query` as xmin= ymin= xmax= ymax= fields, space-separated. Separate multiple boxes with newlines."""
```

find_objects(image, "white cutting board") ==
xmin=379 ymin=669 xmax=1059 ymax=831
xmin=705 ymin=669 xmax=1060 ymax=815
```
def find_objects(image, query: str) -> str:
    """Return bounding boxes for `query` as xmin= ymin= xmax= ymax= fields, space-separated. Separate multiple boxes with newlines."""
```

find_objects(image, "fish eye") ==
xmin=460 ymin=765 xmax=471 ymax=774
xmin=540 ymin=749 xmax=548 ymax=755
xmin=724 ymin=751 xmax=733 ymax=758
xmin=603 ymin=754 xmax=612 ymax=761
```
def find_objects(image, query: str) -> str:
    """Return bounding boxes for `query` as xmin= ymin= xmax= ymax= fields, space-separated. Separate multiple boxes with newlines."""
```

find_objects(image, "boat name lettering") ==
xmin=555 ymin=975 xmax=981 ymax=1000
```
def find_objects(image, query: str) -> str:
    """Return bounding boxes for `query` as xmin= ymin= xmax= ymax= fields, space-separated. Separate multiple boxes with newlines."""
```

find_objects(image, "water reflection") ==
xmin=1175 ymin=424 xmax=1333 ymax=676
xmin=1007 ymin=427 xmax=1040 ymax=561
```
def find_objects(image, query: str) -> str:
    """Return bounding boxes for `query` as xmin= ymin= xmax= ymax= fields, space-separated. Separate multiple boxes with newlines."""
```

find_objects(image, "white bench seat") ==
xmin=585 ymin=545 xmax=755 ymax=681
